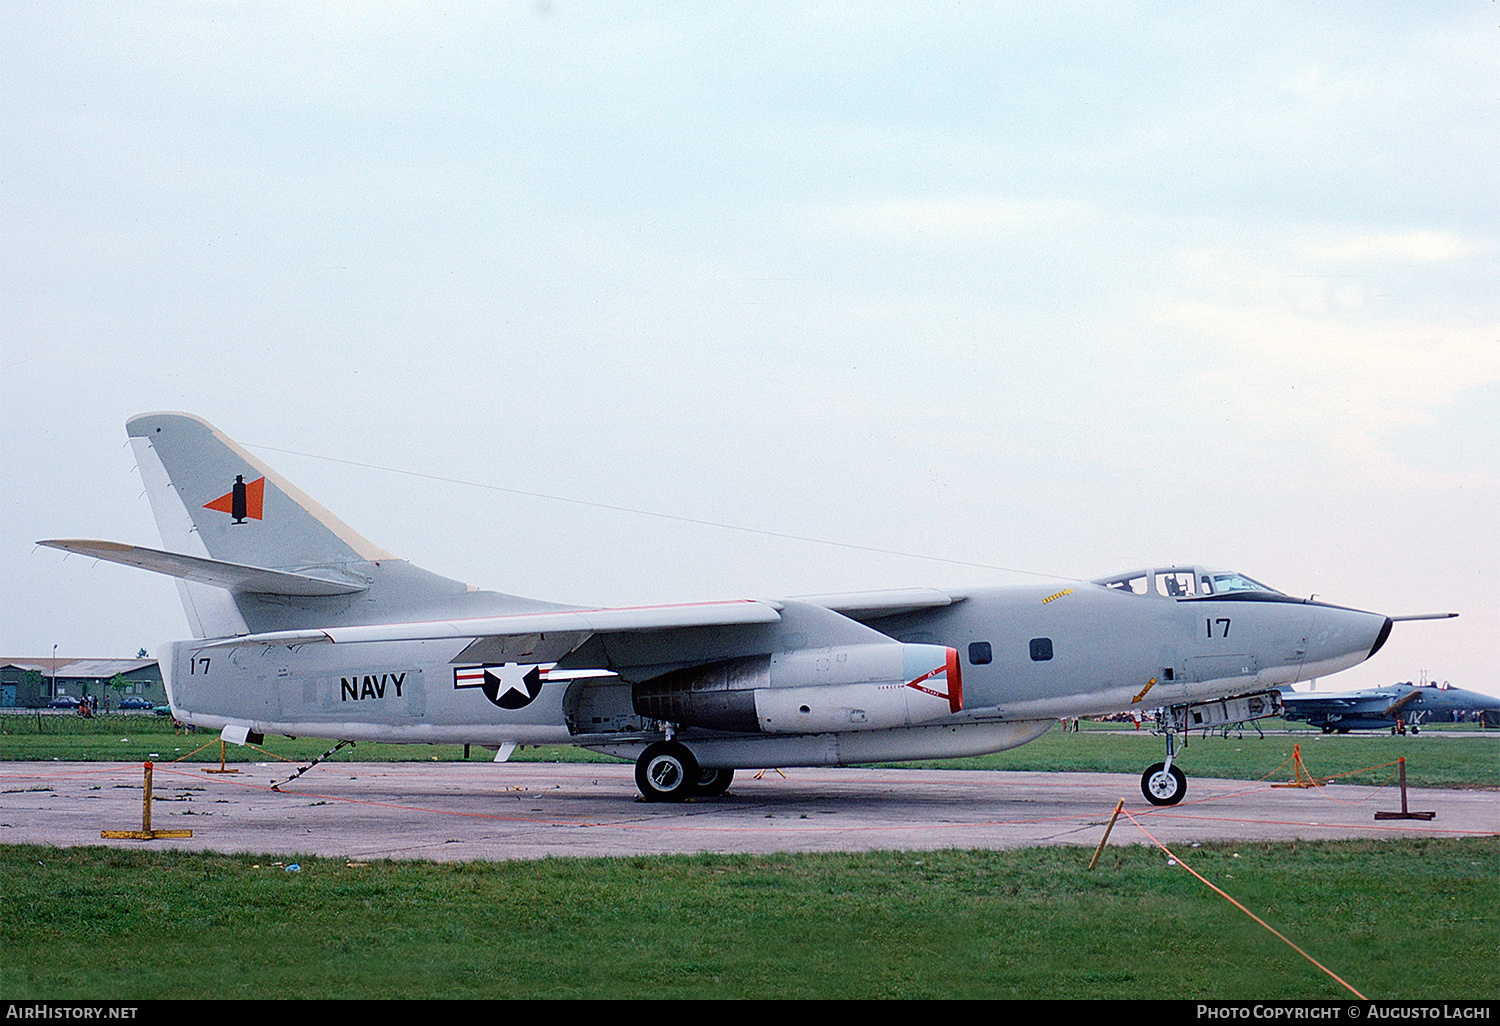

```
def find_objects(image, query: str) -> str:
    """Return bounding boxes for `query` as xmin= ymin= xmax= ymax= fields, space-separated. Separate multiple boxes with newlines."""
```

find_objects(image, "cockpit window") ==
xmin=1101 ymin=574 xmax=1150 ymax=595
xmin=1200 ymin=572 xmax=1279 ymax=595
xmin=1093 ymin=567 xmax=1283 ymax=598
xmin=1155 ymin=570 xmax=1196 ymax=598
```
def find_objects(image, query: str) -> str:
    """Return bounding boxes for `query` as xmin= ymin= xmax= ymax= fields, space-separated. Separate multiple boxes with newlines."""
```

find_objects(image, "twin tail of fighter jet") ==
xmin=39 ymin=413 xmax=1455 ymax=805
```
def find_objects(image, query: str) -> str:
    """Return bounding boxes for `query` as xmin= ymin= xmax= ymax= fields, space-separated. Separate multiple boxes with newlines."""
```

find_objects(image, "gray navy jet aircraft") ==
xmin=1280 ymin=680 xmax=1499 ymax=733
xmin=40 ymin=413 xmax=1453 ymax=806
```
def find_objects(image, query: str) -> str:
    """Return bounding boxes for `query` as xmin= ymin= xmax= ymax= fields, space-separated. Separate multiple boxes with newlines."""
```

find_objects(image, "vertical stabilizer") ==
xmin=127 ymin=412 xmax=392 ymax=569
xmin=123 ymin=413 xmax=537 ymax=639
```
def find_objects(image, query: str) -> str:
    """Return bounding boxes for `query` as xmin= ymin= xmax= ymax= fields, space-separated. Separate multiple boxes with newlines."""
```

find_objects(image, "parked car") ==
xmin=47 ymin=695 xmax=81 ymax=709
xmin=118 ymin=696 xmax=153 ymax=710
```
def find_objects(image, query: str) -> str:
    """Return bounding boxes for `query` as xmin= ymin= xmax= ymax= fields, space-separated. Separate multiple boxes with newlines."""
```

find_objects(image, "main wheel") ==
xmin=1141 ymin=762 xmax=1187 ymax=806
xmin=694 ymin=767 xmax=735 ymax=797
xmin=636 ymin=741 xmax=700 ymax=802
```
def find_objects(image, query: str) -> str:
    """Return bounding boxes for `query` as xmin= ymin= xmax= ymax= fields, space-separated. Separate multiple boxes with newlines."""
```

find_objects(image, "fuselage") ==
xmin=864 ymin=575 xmax=1391 ymax=720
xmin=160 ymin=564 xmax=1392 ymax=767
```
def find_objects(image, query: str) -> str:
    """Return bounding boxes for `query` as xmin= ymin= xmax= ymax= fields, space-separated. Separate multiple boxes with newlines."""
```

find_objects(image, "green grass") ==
xmin=1 ymin=838 xmax=1494 ymax=999
xmin=4 ymin=718 xmax=1495 ymax=999
xmin=887 ymin=721 xmax=1500 ymax=789
xmin=4 ymin=714 xmax=1494 ymax=789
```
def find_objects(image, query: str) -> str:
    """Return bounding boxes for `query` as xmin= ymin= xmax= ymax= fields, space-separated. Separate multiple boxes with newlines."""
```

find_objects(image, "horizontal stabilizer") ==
xmin=187 ymin=598 xmax=785 ymax=649
xmin=38 ymin=539 xmax=369 ymax=596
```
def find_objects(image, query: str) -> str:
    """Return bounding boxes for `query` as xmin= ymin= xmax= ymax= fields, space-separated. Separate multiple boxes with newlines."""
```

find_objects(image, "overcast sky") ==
xmin=3 ymin=3 xmax=1496 ymax=698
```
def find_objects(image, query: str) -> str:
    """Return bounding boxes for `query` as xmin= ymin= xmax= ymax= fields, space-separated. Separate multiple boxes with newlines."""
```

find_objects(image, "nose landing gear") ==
xmin=1139 ymin=706 xmax=1188 ymax=806
xmin=1138 ymin=692 xmax=1283 ymax=806
xmin=1141 ymin=761 xmax=1188 ymax=805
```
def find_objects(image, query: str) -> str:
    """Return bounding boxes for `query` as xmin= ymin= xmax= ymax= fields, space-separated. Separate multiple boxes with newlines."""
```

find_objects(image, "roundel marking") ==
xmin=454 ymin=663 xmax=544 ymax=710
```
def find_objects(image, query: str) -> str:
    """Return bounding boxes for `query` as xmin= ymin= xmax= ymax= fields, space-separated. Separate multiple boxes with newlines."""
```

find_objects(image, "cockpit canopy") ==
xmin=1090 ymin=566 xmax=1282 ymax=599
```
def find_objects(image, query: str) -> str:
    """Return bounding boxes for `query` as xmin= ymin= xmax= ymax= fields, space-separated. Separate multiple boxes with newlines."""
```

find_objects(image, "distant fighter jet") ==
xmin=39 ymin=413 xmax=1457 ymax=806
xmin=1280 ymin=681 xmax=1499 ymax=734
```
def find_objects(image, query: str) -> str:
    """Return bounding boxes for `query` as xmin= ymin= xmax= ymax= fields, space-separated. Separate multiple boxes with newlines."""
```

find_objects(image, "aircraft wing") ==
xmin=1380 ymin=690 xmax=1422 ymax=717
xmin=184 ymin=596 xmax=920 ymax=673
xmin=189 ymin=598 xmax=784 ymax=651
xmin=1281 ymin=693 xmax=1362 ymax=707
xmin=38 ymin=539 xmax=369 ymax=596
xmin=793 ymin=588 xmax=966 ymax=619
xmin=1279 ymin=692 xmax=1372 ymax=712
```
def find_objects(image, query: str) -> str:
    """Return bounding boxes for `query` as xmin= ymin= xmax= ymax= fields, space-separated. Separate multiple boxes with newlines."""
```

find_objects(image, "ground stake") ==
xmin=1374 ymin=757 xmax=1435 ymax=820
xmin=101 ymin=761 xmax=193 ymax=840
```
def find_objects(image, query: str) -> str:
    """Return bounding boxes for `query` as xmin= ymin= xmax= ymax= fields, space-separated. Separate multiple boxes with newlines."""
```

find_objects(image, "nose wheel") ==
xmin=1141 ymin=705 xmax=1189 ymax=805
xmin=1141 ymin=762 xmax=1188 ymax=805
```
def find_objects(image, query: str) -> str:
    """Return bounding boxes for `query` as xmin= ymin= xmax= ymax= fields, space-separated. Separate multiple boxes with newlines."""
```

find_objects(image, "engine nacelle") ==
xmin=633 ymin=643 xmax=962 ymax=734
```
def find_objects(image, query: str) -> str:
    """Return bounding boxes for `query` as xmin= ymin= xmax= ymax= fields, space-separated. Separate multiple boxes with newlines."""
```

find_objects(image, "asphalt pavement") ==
xmin=1 ymin=760 xmax=1494 ymax=861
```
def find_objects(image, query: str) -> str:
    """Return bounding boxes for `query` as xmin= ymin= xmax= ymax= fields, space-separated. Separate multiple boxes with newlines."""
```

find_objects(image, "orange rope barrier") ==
xmin=1256 ymin=744 xmax=1416 ymax=791
xmin=1118 ymin=804 xmax=1367 ymax=999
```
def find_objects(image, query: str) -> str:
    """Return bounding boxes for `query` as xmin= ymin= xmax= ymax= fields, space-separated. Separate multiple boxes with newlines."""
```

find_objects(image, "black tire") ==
xmin=635 ymin=741 xmax=699 ymax=802
xmin=694 ymin=767 xmax=735 ymax=797
xmin=1141 ymin=762 xmax=1187 ymax=806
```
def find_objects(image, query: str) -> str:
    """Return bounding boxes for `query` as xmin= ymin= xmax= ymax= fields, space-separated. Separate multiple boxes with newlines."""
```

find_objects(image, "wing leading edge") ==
xmin=186 ymin=598 xmax=785 ymax=650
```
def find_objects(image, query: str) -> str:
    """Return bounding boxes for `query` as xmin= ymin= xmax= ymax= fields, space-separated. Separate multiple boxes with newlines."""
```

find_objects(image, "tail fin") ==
xmin=119 ymin=413 xmax=479 ymax=638
xmin=127 ymin=412 xmax=393 ymax=569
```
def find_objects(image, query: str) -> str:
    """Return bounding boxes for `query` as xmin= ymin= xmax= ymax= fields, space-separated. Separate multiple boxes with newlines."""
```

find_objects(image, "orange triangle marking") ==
xmin=203 ymin=477 xmax=265 ymax=520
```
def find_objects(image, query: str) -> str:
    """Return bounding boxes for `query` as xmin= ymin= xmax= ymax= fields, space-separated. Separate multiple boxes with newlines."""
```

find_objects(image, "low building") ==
xmin=0 ymin=658 xmax=165 ymax=709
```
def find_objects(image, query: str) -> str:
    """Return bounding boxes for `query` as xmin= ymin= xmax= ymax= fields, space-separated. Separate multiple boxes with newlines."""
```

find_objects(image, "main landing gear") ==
xmin=634 ymin=740 xmax=735 ymax=802
xmin=694 ymin=766 xmax=735 ymax=797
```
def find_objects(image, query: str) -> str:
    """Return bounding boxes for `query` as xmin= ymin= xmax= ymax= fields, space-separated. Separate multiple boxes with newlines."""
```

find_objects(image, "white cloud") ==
xmin=1151 ymin=297 xmax=1499 ymax=485
xmin=1303 ymin=231 xmax=1480 ymax=265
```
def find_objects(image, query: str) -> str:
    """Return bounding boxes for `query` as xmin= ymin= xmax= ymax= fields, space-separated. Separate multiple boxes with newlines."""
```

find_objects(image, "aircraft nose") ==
xmin=1303 ymin=605 xmax=1394 ymax=678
